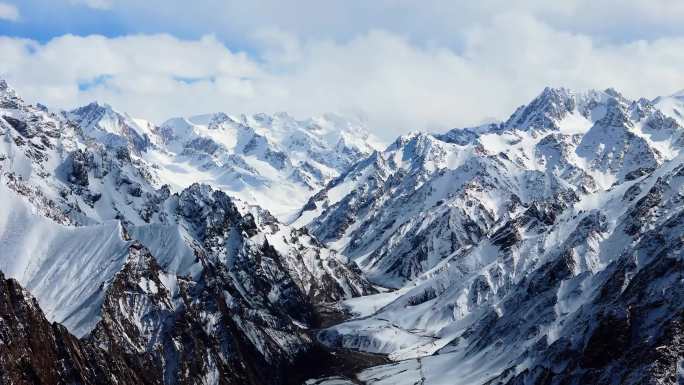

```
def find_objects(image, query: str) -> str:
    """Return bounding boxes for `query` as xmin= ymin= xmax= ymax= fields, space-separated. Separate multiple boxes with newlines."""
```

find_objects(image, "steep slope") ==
xmin=66 ymin=100 xmax=382 ymax=219
xmin=4 ymin=75 xmax=684 ymax=385
xmin=0 ymin=271 xmax=159 ymax=385
xmin=321 ymin=154 xmax=684 ymax=385
xmin=654 ymin=90 xmax=684 ymax=127
xmin=68 ymin=101 xmax=155 ymax=154
xmin=299 ymin=87 xmax=684 ymax=384
xmin=296 ymin=87 xmax=682 ymax=288
xmin=0 ymin=79 xmax=374 ymax=385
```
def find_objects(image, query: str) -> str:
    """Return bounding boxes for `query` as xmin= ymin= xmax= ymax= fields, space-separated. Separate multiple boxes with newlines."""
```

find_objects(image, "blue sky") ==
xmin=2 ymin=1 xmax=684 ymax=139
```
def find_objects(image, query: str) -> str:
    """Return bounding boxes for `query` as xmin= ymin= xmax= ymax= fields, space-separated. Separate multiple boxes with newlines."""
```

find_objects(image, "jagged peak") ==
xmin=501 ymin=86 xmax=635 ymax=133
xmin=249 ymin=111 xmax=276 ymax=126
xmin=388 ymin=130 xmax=437 ymax=149
xmin=0 ymin=78 xmax=19 ymax=99
xmin=539 ymin=86 xmax=576 ymax=99
xmin=71 ymin=100 xmax=118 ymax=116
xmin=504 ymin=87 xmax=579 ymax=131
xmin=436 ymin=123 xmax=501 ymax=145
xmin=206 ymin=112 xmax=236 ymax=128
xmin=382 ymin=130 xmax=462 ymax=173
xmin=585 ymin=97 xmax=635 ymax=135
xmin=603 ymin=95 xmax=630 ymax=113
xmin=178 ymin=182 xmax=237 ymax=215
xmin=70 ymin=101 xmax=143 ymax=131
xmin=69 ymin=101 xmax=142 ymax=131
xmin=273 ymin=111 xmax=294 ymax=120
xmin=67 ymin=101 xmax=154 ymax=154
xmin=600 ymin=87 xmax=633 ymax=106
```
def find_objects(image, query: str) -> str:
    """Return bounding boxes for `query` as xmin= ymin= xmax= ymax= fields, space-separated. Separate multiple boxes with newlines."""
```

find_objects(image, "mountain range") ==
xmin=0 ymin=78 xmax=683 ymax=385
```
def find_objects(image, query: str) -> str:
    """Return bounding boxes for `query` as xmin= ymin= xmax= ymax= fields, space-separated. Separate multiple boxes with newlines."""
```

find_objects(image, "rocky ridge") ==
xmin=0 ymin=79 xmax=374 ymax=385
xmin=298 ymin=87 xmax=684 ymax=385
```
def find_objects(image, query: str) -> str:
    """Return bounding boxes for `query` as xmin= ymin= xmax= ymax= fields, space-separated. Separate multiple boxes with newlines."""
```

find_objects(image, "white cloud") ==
xmin=1 ymin=15 xmax=684 ymax=140
xmin=69 ymin=0 xmax=112 ymax=10
xmin=0 ymin=2 xmax=19 ymax=21
xmin=72 ymin=0 xmax=684 ymax=46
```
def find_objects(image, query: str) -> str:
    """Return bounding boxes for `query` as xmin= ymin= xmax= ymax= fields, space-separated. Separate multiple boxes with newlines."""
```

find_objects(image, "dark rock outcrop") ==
xmin=0 ymin=271 xmax=160 ymax=385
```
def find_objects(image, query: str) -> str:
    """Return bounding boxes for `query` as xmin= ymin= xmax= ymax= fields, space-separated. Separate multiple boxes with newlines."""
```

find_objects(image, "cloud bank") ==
xmin=2 ymin=7 xmax=684 ymax=140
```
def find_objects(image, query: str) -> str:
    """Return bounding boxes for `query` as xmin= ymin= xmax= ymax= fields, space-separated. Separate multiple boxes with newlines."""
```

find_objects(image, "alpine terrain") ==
xmin=1 ymin=79 xmax=683 ymax=385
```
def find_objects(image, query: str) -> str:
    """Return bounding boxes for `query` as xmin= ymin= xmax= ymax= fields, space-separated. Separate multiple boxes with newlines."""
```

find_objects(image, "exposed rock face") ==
xmin=68 ymin=149 xmax=91 ymax=186
xmin=0 ymin=272 xmax=160 ymax=385
xmin=296 ymin=87 xmax=680 ymax=288
xmin=2 ymin=79 xmax=684 ymax=385
xmin=0 ymin=80 xmax=375 ymax=385
xmin=88 ymin=242 xmax=310 ymax=385
xmin=66 ymin=101 xmax=382 ymax=219
xmin=304 ymin=88 xmax=684 ymax=385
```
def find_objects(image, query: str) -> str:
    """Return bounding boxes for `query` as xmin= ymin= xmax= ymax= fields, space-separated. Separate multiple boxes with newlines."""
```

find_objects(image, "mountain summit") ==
xmin=1 ymin=81 xmax=683 ymax=385
xmin=297 ymin=87 xmax=684 ymax=384
xmin=62 ymin=99 xmax=383 ymax=219
xmin=0 ymin=80 xmax=374 ymax=384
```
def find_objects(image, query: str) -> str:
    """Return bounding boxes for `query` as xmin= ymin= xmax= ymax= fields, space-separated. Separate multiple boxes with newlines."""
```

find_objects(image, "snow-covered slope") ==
xmin=151 ymin=112 xmax=381 ymax=219
xmin=299 ymin=87 xmax=684 ymax=384
xmin=0 ymin=79 xmax=375 ymax=385
xmin=297 ymin=87 xmax=682 ymax=287
xmin=654 ymin=90 xmax=684 ymax=126
xmin=3 ymin=76 xmax=684 ymax=385
xmin=68 ymin=101 xmax=155 ymax=154
xmin=66 ymin=100 xmax=382 ymax=219
xmin=320 ymin=153 xmax=684 ymax=385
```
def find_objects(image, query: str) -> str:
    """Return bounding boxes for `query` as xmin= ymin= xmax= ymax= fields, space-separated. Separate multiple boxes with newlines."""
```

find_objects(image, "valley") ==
xmin=0 ymin=79 xmax=683 ymax=384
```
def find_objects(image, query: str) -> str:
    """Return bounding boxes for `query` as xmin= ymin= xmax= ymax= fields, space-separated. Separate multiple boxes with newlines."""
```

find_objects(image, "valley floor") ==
xmin=291 ymin=304 xmax=390 ymax=385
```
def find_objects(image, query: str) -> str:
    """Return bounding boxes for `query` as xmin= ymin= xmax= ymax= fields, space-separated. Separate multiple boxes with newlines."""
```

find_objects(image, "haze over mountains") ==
xmin=0 ymin=78 xmax=683 ymax=385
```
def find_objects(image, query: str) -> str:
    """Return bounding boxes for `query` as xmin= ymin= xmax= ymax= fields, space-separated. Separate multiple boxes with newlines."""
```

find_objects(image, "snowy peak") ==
xmin=206 ymin=111 xmax=235 ymax=128
xmin=68 ymin=101 xmax=153 ymax=153
xmin=654 ymin=89 xmax=684 ymax=127
xmin=297 ymin=85 xmax=684 ymax=289
xmin=595 ymin=96 xmax=632 ymax=128
xmin=147 ymin=110 xmax=382 ymax=218
xmin=306 ymin=113 xmax=383 ymax=156
xmin=384 ymin=131 xmax=463 ymax=173
xmin=501 ymin=87 xmax=630 ymax=135
xmin=306 ymin=93 xmax=684 ymax=385
xmin=0 ymin=79 xmax=379 ymax=385
xmin=239 ymin=110 xmax=383 ymax=164
xmin=505 ymin=87 xmax=579 ymax=131
xmin=0 ymin=79 xmax=16 ymax=98
xmin=63 ymin=96 xmax=384 ymax=219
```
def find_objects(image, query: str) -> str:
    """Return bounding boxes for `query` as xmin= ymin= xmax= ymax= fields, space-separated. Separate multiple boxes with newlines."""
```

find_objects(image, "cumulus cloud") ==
xmin=1 ymin=14 xmax=684 ymax=140
xmin=0 ymin=2 xmax=19 ymax=21
xmin=49 ymin=0 xmax=684 ymax=45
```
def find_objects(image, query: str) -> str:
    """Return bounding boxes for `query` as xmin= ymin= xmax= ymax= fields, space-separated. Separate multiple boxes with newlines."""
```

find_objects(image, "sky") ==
xmin=1 ymin=1 xmax=684 ymax=140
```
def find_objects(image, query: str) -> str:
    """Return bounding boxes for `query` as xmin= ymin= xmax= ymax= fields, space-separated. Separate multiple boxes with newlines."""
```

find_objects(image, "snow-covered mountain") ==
xmin=66 ymin=101 xmax=382 ymax=219
xmin=654 ymin=89 xmax=684 ymax=126
xmin=296 ymin=87 xmax=684 ymax=384
xmin=2 ymin=78 xmax=684 ymax=385
xmin=296 ymin=87 xmax=682 ymax=287
xmin=0 ymin=79 xmax=374 ymax=385
xmin=319 ymin=152 xmax=684 ymax=385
